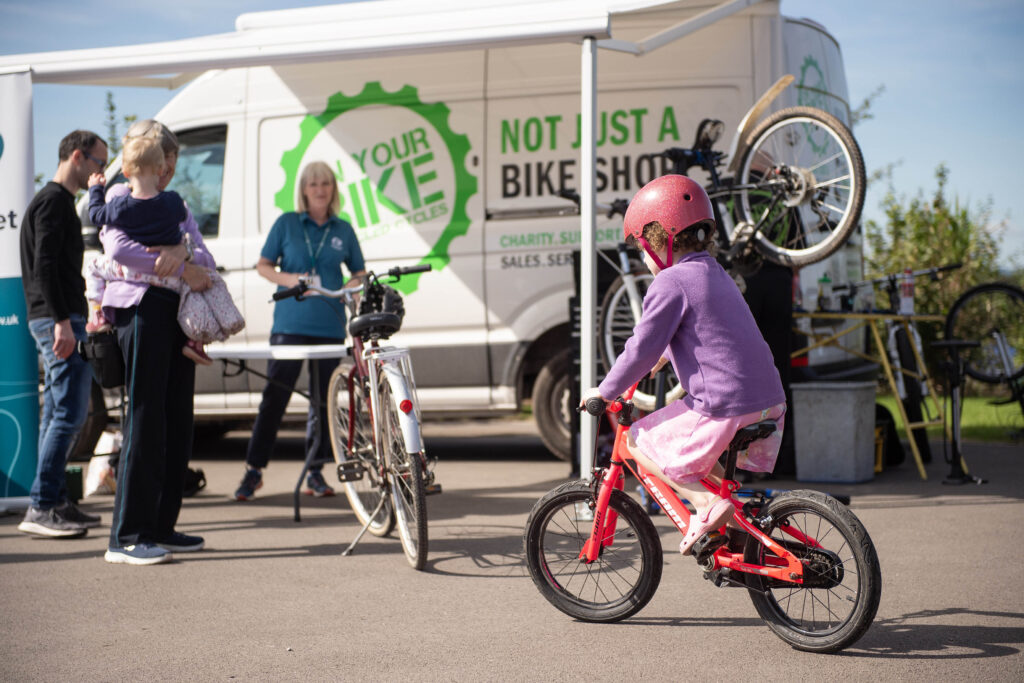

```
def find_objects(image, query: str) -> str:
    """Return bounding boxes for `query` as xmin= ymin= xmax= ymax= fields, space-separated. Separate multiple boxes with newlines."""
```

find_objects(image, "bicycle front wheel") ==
xmin=738 ymin=106 xmax=865 ymax=267
xmin=327 ymin=364 xmax=394 ymax=538
xmin=743 ymin=490 xmax=881 ymax=653
xmin=944 ymin=282 xmax=1024 ymax=383
xmin=598 ymin=273 xmax=685 ymax=411
xmin=524 ymin=481 xmax=662 ymax=623
xmin=379 ymin=374 xmax=428 ymax=570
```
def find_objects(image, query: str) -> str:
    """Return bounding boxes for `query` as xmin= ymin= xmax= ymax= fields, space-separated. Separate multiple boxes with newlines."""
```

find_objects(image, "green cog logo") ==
xmin=276 ymin=82 xmax=477 ymax=295
xmin=796 ymin=55 xmax=831 ymax=156
xmin=0 ymin=132 xmax=4 ymax=161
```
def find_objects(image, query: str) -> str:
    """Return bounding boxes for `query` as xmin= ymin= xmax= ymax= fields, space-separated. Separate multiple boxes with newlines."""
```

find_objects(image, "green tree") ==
xmin=104 ymin=91 xmax=137 ymax=155
xmin=864 ymin=164 xmax=1010 ymax=318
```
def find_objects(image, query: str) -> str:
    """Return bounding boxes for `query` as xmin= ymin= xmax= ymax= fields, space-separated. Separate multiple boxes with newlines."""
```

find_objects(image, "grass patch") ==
xmin=877 ymin=395 xmax=1023 ymax=443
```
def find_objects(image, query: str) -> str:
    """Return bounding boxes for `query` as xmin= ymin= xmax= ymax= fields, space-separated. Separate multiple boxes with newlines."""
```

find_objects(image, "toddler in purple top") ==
xmin=584 ymin=175 xmax=786 ymax=555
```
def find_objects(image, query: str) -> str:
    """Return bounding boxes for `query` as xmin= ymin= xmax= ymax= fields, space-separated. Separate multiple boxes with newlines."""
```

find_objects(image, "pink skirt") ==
xmin=631 ymin=401 xmax=787 ymax=484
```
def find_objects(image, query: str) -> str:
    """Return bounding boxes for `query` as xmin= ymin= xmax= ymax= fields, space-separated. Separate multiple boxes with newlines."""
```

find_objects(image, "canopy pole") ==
xmin=579 ymin=36 xmax=597 ymax=480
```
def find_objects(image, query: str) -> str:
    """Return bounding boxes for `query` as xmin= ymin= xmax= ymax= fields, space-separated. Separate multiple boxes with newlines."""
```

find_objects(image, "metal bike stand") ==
xmin=207 ymin=343 xmax=351 ymax=521
xmin=932 ymin=339 xmax=987 ymax=486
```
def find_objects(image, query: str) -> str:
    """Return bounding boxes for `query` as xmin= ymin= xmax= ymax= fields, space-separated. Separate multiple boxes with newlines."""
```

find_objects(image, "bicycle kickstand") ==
xmin=341 ymin=496 xmax=389 ymax=557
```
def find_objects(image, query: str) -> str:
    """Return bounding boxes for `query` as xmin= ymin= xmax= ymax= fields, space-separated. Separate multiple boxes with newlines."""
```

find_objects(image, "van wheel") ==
xmin=70 ymin=381 xmax=107 ymax=461
xmin=532 ymin=351 xmax=571 ymax=461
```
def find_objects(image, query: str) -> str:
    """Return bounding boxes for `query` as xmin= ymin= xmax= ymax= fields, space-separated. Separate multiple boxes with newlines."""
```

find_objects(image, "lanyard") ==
xmin=302 ymin=219 xmax=331 ymax=274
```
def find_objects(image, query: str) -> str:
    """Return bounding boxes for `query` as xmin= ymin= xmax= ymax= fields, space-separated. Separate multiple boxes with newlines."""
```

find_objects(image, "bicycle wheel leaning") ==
xmin=737 ymin=106 xmax=866 ymax=267
xmin=524 ymin=481 xmax=663 ymax=623
xmin=743 ymin=490 xmax=881 ymax=653
xmin=378 ymin=372 xmax=428 ymax=570
xmin=327 ymin=364 xmax=394 ymax=537
xmin=598 ymin=272 xmax=685 ymax=412
xmin=944 ymin=282 xmax=1024 ymax=383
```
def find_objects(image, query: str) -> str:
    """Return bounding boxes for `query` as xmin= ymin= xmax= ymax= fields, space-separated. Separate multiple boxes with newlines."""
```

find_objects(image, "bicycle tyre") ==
xmin=327 ymin=364 xmax=394 ymax=538
xmin=379 ymin=374 xmax=429 ymax=570
xmin=737 ymin=106 xmax=865 ymax=267
xmin=743 ymin=490 xmax=881 ymax=653
xmin=524 ymin=481 xmax=662 ymax=623
xmin=944 ymin=282 xmax=1024 ymax=383
xmin=598 ymin=273 xmax=686 ymax=411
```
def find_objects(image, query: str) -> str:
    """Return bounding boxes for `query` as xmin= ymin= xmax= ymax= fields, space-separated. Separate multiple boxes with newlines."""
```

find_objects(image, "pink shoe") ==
xmin=182 ymin=340 xmax=213 ymax=366
xmin=679 ymin=497 xmax=734 ymax=556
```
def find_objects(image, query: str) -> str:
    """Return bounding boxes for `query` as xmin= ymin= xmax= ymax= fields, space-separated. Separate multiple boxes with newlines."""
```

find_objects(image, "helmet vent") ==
xmin=683 ymin=194 xmax=691 ymax=201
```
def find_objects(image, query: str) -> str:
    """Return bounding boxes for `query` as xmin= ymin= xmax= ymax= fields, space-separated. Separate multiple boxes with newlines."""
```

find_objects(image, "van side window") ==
xmin=165 ymin=125 xmax=227 ymax=238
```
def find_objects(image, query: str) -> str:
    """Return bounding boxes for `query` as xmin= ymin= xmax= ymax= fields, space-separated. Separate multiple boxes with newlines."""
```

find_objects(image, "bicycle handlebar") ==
xmin=578 ymin=397 xmax=625 ymax=416
xmin=270 ymin=264 xmax=433 ymax=303
xmin=272 ymin=284 xmax=307 ymax=301
xmin=832 ymin=263 xmax=963 ymax=293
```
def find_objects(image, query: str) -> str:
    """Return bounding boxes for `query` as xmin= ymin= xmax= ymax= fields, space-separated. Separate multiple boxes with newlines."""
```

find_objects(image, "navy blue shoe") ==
xmin=105 ymin=543 xmax=171 ymax=565
xmin=305 ymin=470 xmax=335 ymax=497
xmin=156 ymin=532 xmax=204 ymax=552
xmin=233 ymin=468 xmax=263 ymax=501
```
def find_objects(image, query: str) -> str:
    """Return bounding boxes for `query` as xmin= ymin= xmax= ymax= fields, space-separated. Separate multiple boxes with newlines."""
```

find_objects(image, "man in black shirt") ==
xmin=18 ymin=130 xmax=108 ymax=538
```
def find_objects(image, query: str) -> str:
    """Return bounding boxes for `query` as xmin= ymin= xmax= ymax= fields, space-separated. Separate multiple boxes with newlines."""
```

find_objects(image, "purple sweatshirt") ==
xmin=97 ymin=183 xmax=216 ymax=312
xmin=598 ymin=251 xmax=784 ymax=417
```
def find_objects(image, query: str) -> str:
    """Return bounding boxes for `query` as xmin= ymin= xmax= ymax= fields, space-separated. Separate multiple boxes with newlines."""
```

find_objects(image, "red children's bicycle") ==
xmin=523 ymin=383 xmax=882 ymax=653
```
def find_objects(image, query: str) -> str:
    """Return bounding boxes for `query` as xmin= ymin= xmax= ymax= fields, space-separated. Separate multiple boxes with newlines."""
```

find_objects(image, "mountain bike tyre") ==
xmin=738 ymin=106 xmax=865 ymax=267
xmin=743 ymin=490 xmax=881 ymax=653
xmin=327 ymin=364 xmax=394 ymax=538
xmin=944 ymin=282 xmax=1024 ymax=383
xmin=379 ymin=375 xmax=429 ymax=570
xmin=524 ymin=481 xmax=662 ymax=623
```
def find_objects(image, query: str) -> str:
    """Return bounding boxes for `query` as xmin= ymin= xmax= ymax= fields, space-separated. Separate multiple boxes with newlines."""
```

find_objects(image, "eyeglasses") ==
xmin=83 ymin=151 xmax=108 ymax=168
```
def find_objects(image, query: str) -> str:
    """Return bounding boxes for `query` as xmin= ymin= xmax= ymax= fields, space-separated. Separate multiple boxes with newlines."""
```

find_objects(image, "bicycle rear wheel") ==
xmin=524 ymin=481 xmax=662 ymax=623
xmin=327 ymin=364 xmax=394 ymax=537
xmin=598 ymin=273 xmax=685 ymax=411
xmin=944 ymin=282 xmax=1024 ymax=383
xmin=737 ymin=106 xmax=865 ymax=267
xmin=743 ymin=490 xmax=881 ymax=653
xmin=379 ymin=374 xmax=428 ymax=570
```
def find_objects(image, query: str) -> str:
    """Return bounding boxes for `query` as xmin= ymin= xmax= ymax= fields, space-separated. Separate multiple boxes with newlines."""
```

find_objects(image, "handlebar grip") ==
xmin=584 ymin=396 xmax=607 ymax=416
xmin=388 ymin=264 xmax=433 ymax=278
xmin=272 ymin=284 xmax=305 ymax=301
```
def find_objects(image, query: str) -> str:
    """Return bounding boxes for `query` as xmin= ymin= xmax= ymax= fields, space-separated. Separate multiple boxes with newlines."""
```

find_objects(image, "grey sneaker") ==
xmin=155 ymin=532 xmax=204 ymax=552
xmin=104 ymin=543 xmax=172 ymax=566
xmin=17 ymin=506 xmax=88 ymax=538
xmin=56 ymin=500 xmax=101 ymax=528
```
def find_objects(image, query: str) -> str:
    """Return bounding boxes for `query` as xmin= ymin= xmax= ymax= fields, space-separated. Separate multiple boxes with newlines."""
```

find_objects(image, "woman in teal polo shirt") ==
xmin=234 ymin=161 xmax=366 ymax=501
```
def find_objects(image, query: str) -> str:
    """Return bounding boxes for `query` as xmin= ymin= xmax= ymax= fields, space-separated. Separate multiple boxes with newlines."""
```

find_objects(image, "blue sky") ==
xmin=2 ymin=0 xmax=1022 ymax=266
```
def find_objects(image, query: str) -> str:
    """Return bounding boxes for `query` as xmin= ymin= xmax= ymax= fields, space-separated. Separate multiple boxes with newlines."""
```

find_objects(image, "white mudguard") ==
xmin=379 ymin=359 xmax=424 ymax=454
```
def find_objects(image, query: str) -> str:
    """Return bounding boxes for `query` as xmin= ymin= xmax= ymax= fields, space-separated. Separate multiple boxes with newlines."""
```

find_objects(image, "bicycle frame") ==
xmin=580 ymin=384 xmax=806 ymax=585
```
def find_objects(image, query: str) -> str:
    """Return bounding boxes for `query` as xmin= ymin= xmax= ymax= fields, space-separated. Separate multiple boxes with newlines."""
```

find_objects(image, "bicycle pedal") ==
xmin=335 ymin=461 xmax=365 ymax=483
xmin=693 ymin=530 xmax=729 ymax=565
xmin=425 ymin=482 xmax=443 ymax=496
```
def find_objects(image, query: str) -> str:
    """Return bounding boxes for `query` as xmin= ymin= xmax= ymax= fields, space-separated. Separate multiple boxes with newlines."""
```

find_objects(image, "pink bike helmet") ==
xmin=623 ymin=174 xmax=715 ymax=240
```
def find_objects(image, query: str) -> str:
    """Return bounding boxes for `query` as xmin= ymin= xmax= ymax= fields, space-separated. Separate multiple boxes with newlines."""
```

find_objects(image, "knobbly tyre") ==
xmin=273 ymin=264 xmax=435 ymax=570
xmin=524 ymin=384 xmax=882 ymax=653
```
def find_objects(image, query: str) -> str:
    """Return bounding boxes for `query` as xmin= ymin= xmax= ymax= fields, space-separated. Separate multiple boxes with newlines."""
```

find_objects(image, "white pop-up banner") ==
xmin=0 ymin=68 xmax=40 ymax=504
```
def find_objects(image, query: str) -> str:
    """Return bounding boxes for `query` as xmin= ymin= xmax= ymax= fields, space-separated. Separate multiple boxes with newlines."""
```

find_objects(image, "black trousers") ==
xmin=110 ymin=287 xmax=195 ymax=547
xmin=245 ymin=333 xmax=342 ymax=470
xmin=743 ymin=263 xmax=796 ymax=475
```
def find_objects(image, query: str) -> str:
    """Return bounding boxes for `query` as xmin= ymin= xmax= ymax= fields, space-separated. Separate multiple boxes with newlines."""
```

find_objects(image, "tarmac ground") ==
xmin=1 ymin=419 xmax=1022 ymax=681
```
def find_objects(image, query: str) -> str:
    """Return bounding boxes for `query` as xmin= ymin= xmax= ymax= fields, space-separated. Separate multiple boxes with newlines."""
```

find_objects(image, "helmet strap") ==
xmin=638 ymin=237 xmax=672 ymax=270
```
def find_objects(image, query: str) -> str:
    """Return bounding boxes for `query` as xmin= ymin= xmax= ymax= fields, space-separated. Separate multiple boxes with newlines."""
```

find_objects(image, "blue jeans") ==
xmin=27 ymin=315 xmax=91 ymax=509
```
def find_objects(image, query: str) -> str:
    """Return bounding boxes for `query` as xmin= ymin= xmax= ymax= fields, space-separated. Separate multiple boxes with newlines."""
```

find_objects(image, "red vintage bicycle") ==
xmin=523 ymin=383 xmax=882 ymax=653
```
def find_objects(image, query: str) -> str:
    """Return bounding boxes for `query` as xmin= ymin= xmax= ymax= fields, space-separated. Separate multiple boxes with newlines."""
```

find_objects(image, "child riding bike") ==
xmin=583 ymin=174 xmax=786 ymax=555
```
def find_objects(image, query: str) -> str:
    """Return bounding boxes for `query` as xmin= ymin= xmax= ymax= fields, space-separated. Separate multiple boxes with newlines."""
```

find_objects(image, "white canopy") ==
xmin=0 ymin=0 xmax=767 ymax=475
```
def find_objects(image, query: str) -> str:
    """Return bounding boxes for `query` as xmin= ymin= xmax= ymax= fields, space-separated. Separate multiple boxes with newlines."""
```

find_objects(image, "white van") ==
xmin=80 ymin=2 xmax=860 ymax=460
